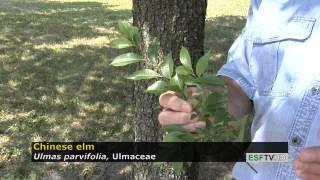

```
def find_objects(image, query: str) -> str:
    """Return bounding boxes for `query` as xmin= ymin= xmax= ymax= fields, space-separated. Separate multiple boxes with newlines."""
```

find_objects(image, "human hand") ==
xmin=294 ymin=147 xmax=320 ymax=180
xmin=158 ymin=90 xmax=206 ymax=132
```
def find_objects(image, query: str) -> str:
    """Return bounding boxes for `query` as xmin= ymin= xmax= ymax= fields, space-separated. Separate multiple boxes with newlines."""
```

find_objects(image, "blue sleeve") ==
xmin=217 ymin=0 xmax=262 ymax=99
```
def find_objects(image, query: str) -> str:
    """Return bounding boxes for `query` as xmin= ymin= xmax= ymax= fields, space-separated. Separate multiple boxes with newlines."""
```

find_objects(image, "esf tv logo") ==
xmin=246 ymin=153 xmax=288 ymax=162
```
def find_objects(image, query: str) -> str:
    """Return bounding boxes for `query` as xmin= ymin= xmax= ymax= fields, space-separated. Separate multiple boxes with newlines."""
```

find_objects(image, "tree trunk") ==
xmin=132 ymin=0 xmax=207 ymax=179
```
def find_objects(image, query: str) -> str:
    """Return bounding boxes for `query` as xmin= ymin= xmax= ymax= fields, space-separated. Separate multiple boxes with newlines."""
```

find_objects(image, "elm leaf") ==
xmin=146 ymin=80 xmax=169 ymax=95
xmin=192 ymin=75 xmax=225 ymax=87
xmin=128 ymin=26 xmax=139 ymax=43
xmin=171 ymin=74 xmax=184 ymax=91
xmin=147 ymin=39 xmax=159 ymax=63
xmin=163 ymin=125 xmax=187 ymax=132
xmin=110 ymin=53 xmax=144 ymax=66
xmin=235 ymin=115 xmax=248 ymax=142
xmin=180 ymin=47 xmax=193 ymax=72
xmin=176 ymin=66 xmax=192 ymax=75
xmin=196 ymin=51 xmax=210 ymax=77
xmin=160 ymin=53 xmax=174 ymax=79
xmin=110 ymin=38 xmax=134 ymax=49
xmin=127 ymin=69 xmax=162 ymax=80
xmin=118 ymin=21 xmax=130 ymax=37
xmin=163 ymin=132 xmax=185 ymax=142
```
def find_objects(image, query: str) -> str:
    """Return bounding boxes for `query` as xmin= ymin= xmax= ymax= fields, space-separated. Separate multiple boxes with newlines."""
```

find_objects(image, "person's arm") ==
xmin=222 ymin=76 xmax=253 ymax=119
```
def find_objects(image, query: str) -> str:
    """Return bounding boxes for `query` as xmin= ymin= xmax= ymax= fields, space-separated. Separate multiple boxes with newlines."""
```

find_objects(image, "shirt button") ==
xmin=291 ymin=136 xmax=302 ymax=146
xmin=311 ymin=86 xmax=320 ymax=95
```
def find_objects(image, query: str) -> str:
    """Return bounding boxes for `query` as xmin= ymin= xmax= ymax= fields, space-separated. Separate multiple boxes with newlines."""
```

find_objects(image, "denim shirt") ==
xmin=217 ymin=0 xmax=320 ymax=179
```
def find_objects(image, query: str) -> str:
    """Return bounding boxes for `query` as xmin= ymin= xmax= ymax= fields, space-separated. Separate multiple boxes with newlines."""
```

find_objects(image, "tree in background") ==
xmin=132 ymin=0 xmax=207 ymax=179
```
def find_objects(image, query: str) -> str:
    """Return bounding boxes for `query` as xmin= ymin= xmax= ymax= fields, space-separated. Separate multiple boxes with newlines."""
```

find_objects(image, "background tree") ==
xmin=131 ymin=0 xmax=207 ymax=179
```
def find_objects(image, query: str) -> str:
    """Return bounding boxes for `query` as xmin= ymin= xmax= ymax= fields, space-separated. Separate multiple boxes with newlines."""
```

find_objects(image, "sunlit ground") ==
xmin=0 ymin=0 xmax=249 ymax=179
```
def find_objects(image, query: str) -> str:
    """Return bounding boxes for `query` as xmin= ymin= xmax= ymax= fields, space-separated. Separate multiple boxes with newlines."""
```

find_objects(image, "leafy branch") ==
xmin=110 ymin=21 xmax=248 ymax=174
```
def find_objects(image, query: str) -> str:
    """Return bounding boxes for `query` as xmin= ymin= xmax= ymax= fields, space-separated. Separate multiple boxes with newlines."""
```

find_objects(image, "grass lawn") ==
xmin=0 ymin=0 xmax=249 ymax=179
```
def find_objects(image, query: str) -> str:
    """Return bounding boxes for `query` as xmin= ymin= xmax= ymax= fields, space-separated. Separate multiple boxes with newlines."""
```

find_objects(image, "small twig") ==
xmin=246 ymin=162 xmax=258 ymax=174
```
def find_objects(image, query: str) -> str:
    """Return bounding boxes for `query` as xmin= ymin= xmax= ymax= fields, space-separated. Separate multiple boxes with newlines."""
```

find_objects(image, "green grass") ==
xmin=207 ymin=0 xmax=249 ymax=18
xmin=0 ymin=0 xmax=249 ymax=179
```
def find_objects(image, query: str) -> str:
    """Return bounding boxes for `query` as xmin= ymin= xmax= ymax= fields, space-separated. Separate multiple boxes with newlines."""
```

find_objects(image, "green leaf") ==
xmin=180 ymin=75 xmax=196 ymax=84
xmin=192 ymin=75 xmax=225 ymax=87
xmin=146 ymin=81 xmax=169 ymax=95
xmin=127 ymin=69 xmax=162 ymax=80
xmin=128 ymin=26 xmax=139 ymax=42
xmin=130 ymin=26 xmax=141 ymax=47
xmin=110 ymin=53 xmax=144 ymax=66
xmin=176 ymin=66 xmax=192 ymax=75
xmin=118 ymin=21 xmax=130 ymax=36
xmin=163 ymin=132 xmax=185 ymax=142
xmin=132 ymin=32 xmax=141 ymax=48
xmin=164 ymin=129 xmax=196 ymax=142
xmin=161 ymin=53 xmax=174 ymax=79
xmin=202 ymin=93 xmax=225 ymax=114
xmin=171 ymin=74 xmax=184 ymax=91
xmin=235 ymin=115 xmax=248 ymax=142
xmin=163 ymin=125 xmax=187 ymax=132
xmin=180 ymin=47 xmax=193 ymax=72
xmin=165 ymin=85 xmax=182 ymax=94
xmin=117 ymin=21 xmax=141 ymax=50
xmin=214 ymin=108 xmax=228 ymax=123
xmin=177 ymin=131 xmax=196 ymax=142
xmin=147 ymin=39 xmax=159 ymax=63
xmin=207 ymin=93 xmax=225 ymax=106
xmin=172 ymin=162 xmax=183 ymax=174
xmin=110 ymin=38 xmax=134 ymax=49
xmin=196 ymin=51 xmax=210 ymax=77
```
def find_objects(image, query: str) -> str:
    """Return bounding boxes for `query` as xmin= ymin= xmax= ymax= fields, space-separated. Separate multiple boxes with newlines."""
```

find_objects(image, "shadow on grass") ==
xmin=205 ymin=16 xmax=246 ymax=72
xmin=0 ymin=0 xmax=134 ymax=179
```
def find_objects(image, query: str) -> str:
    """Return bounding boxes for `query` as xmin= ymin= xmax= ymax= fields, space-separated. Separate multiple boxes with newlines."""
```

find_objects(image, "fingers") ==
xmin=182 ymin=121 xmax=206 ymax=132
xmin=159 ymin=111 xmax=206 ymax=132
xmin=159 ymin=91 xmax=192 ymax=112
xmin=296 ymin=173 xmax=320 ymax=180
xmin=158 ymin=90 xmax=206 ymax=132
xmin=158 ymin=110 xmax=192 ymax=125
xmin=294 ymin=147 xmax=320 ymax=180
xmin=298 ymin=147 xmax=320 ymax=163
xmin=295 ymin=159 xmax=320 ymax=177
xmin=187 ymin=86 xmax=200 ymax=97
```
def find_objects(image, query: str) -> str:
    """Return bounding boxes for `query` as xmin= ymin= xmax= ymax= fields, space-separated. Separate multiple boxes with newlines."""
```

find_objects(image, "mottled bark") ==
xmin=132 ymin=0 xmax=207 ymax=180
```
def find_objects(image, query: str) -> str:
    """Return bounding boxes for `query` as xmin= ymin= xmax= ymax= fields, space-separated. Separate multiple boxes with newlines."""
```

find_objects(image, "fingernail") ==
xmin=195 ymin=121 xmax=206 ymax=128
